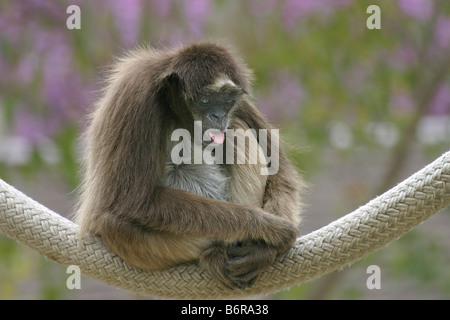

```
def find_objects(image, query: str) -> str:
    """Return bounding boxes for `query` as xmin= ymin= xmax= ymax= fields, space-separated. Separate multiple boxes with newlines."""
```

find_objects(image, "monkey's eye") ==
xmin=225 ymin=98 xmax=236 ymax=105
xmin=201 ymin=98 xmax=210 ymax=105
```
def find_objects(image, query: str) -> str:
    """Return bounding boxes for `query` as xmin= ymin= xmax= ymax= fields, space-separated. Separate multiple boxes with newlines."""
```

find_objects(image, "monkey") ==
xmin=76 ymin=40 xmax=303 ymax=289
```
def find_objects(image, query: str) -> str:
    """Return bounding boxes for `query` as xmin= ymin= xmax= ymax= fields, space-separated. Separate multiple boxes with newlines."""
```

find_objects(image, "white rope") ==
xmin=0 ymin=151 xmax=449 ymax=299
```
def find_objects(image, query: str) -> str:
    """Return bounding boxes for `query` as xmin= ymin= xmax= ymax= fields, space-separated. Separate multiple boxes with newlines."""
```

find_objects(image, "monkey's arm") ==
xmin=233 ymin=102 xmax=303 ymax=226
xmin=262 ymin=149 xmax=303 ymax=227
xmin=120 ymin=187 xmax=297 ymax=252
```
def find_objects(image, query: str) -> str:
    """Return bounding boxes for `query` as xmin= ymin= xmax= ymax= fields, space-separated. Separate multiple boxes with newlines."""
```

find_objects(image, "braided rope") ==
xmin=0 ymin=151 xmax=449 ymax=299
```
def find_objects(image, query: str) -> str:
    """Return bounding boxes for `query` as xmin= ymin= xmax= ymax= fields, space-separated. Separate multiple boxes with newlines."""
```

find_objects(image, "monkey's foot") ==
xmin=225 ymin=240 xmax=276 ymax=289
xmin=199 ymin=241 xmax=276 ymax=290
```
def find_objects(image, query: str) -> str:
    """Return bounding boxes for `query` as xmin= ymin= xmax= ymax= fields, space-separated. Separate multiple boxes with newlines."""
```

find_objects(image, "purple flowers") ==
xmin=0 ymin=0 xmax=449 ymax=167
xmin=434 ymin=17 xmax=450 ymax=48
xmin=430 ymin=85 xmax=450 ymax=115
xmin=282 ymin=0 xmax=352 ymax=30
xmin=398 ymin=0 xmax=434 ymax=22
xmin=258 ymin=71 xmax=304 ymax=123
xmin=111 ymin=0 xmax=143 ymax=47
xmin=183 ymin=0 xmax=212 ymax=37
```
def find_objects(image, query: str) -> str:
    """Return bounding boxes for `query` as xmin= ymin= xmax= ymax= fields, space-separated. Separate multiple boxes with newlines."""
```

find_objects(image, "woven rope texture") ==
xmin=0 ymin=151 xmax=449 ymax=299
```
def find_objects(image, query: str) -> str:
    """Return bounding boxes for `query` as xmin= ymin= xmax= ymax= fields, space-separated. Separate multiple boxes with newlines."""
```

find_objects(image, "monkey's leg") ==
xmin=228 ymin=118 xmax=268 ymax=207
xmin=100 ymin=218 xmax=211 ymax=270
xmin=233 ymin=103 xmax=303 ymax=226
xmin=199 ymin=242 xmax=231 ymax=287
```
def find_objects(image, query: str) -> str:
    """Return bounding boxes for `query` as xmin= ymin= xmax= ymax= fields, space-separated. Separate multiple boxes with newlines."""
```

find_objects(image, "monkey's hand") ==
xmin=226 ymin=240 xmax=277 ymax=289
xmin=200 ymin=208 xmax=297 ymax=289
xmin=256 ymin=212 xmax=298 ymax=254
xmin=200 ymin=240 xmax=276 ymax=289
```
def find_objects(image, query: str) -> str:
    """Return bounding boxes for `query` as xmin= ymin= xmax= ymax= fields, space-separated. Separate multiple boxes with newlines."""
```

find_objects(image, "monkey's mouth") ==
xmin=207 ymin=129 xmax=225 ymax=144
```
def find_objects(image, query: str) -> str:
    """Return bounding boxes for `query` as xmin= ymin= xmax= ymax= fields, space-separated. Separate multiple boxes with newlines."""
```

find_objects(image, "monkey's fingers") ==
xmin=259 ymin=215 xmax=298 ymax=253
xmin=225 ymin=269 xmax=258 ymax=289
xmin=226 ymin=240 xmax=253 ymax=258
xmin=200 ymin=242 xmax=248 ymax=290
xmin=225 ymin=240 xmax=276 ymax=288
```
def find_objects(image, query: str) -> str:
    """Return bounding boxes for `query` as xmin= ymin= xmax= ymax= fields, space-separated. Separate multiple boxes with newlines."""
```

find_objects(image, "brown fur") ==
xmin=76 ymin=41 xmax=303 ymax=289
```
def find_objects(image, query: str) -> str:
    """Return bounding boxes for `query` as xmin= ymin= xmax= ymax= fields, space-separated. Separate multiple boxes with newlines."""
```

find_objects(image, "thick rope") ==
xmin=0 ymin=151 xmax=449 ymax=299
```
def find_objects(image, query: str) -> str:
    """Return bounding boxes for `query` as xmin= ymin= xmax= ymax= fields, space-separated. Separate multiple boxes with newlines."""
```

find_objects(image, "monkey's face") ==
xmin=191 ymin=83 xmax=244 ymax=144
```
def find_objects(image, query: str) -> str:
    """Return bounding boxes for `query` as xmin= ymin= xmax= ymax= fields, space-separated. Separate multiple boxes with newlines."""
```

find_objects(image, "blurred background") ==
xmin=0 ymin=0 xmax=449 ymax=300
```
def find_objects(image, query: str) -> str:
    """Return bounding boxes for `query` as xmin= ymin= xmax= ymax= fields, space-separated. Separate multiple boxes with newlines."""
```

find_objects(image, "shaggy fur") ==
xmin=76 ymin=41 xmax=303 ymax=289
xmin=165 ymin=163 xmax=230 ymax=201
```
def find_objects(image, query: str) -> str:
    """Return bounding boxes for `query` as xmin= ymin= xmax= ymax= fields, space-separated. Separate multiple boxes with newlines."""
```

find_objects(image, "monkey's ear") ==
xmin=238 ymin=86 xmax=247 ymax=95
xmin=162 ymin=72 xmax=188 ymax=101
xmin=164 ymin=72 xmax=182 ymax=87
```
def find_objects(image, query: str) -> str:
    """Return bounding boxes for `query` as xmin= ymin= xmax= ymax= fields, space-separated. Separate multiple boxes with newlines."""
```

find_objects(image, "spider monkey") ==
xmin=76 ymin=41 xmax=303 ymax=289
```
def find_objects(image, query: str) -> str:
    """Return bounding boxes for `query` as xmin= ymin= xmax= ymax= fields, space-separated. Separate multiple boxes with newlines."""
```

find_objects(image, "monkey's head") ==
xmin=165 ymin=41 xmax=252 ymax=144
xmin=190 ymin=77 xmax=245 ymax=144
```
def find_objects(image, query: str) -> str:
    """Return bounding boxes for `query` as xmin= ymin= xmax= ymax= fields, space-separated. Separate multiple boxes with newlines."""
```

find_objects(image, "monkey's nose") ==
xmin=209 ymin=112 xmax=226 ymax=122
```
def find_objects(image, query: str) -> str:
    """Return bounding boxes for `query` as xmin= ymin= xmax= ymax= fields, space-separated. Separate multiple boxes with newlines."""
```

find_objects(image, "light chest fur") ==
xmin=164 ymin=135 xmax=231 ymax=201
